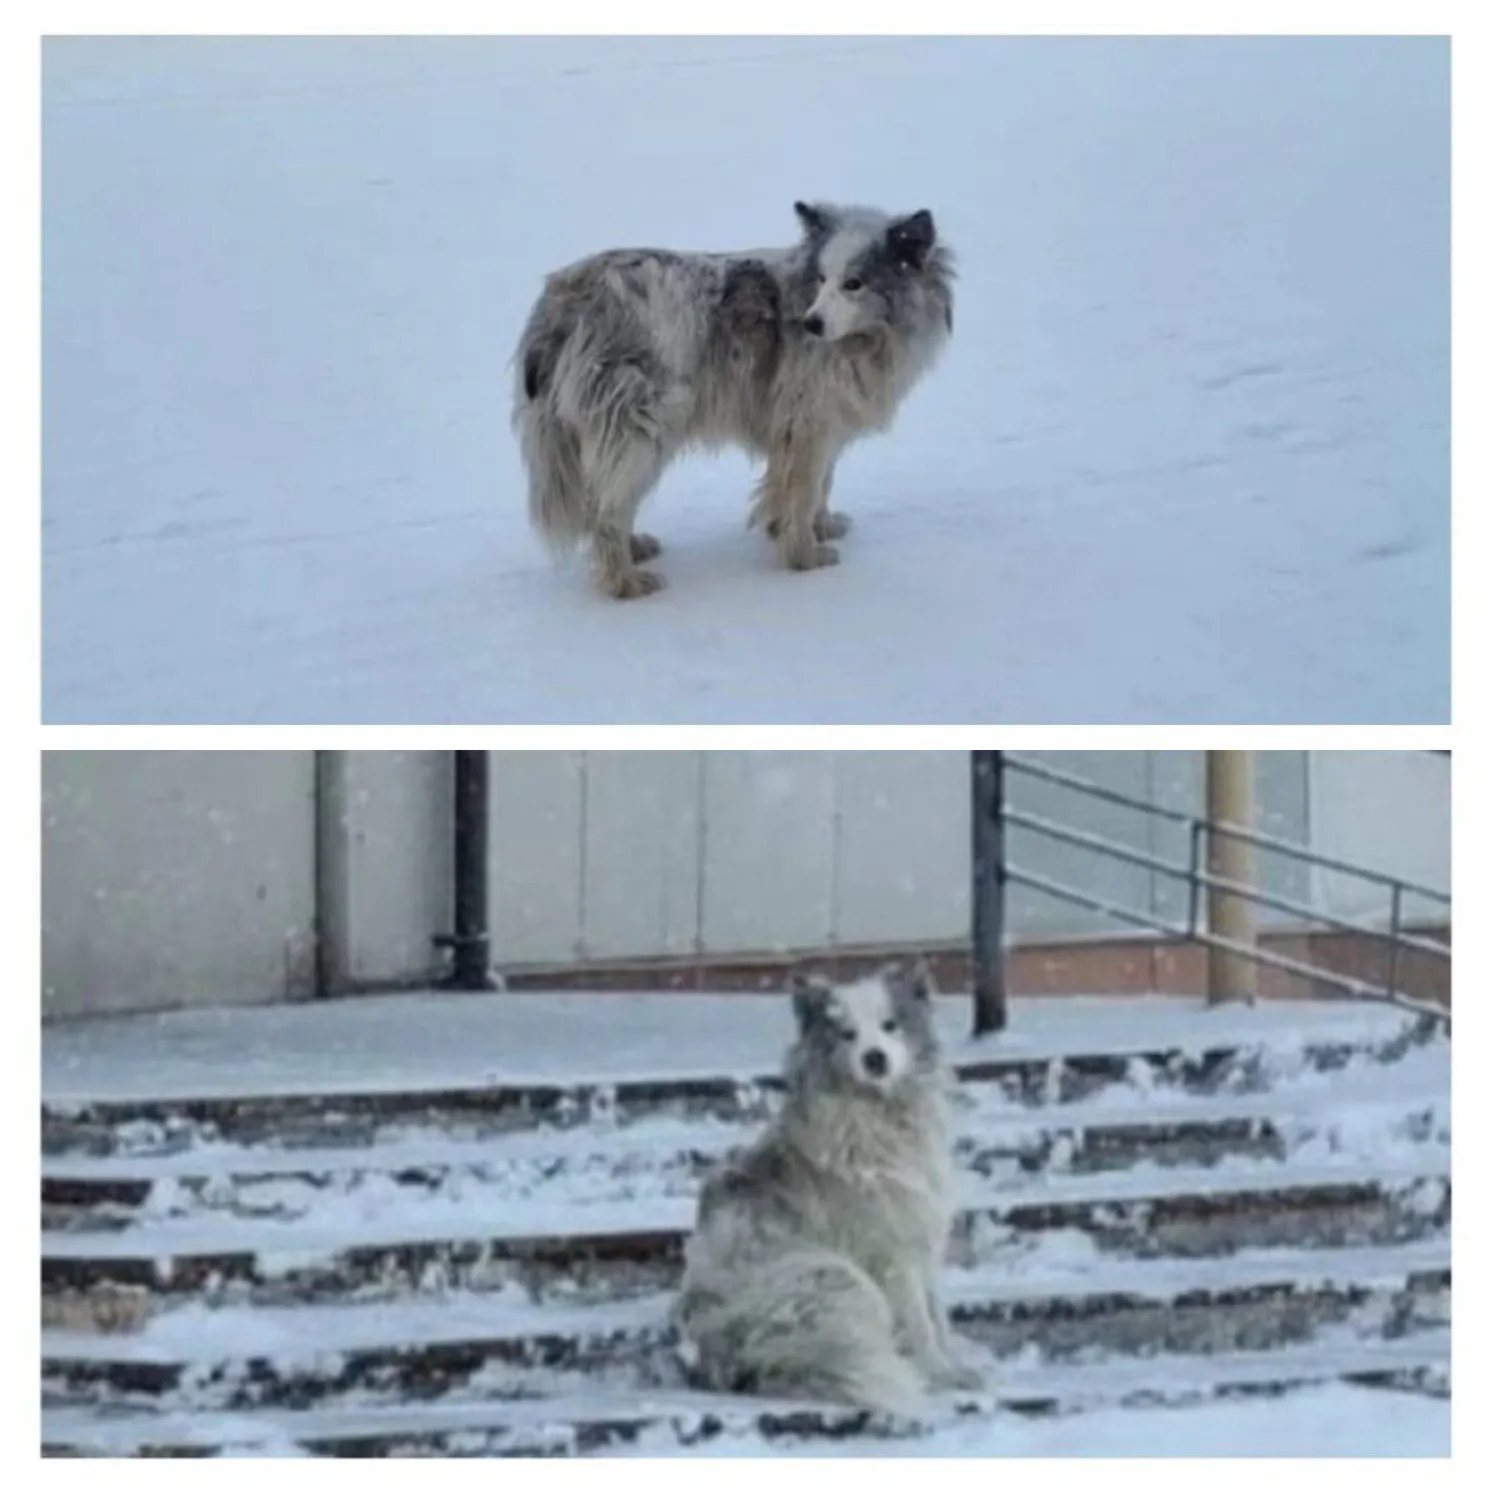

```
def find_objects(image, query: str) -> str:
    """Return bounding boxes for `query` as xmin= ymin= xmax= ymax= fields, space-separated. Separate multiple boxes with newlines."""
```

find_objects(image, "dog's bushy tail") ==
xmin=675 ymin=1246 xmax=927 ymax=1422
xmin=512 ymin=308 xmax=594 ymax=553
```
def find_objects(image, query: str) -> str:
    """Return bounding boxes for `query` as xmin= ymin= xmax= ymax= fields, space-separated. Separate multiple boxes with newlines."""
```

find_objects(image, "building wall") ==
xmin=39 ymin=750 xmax=1450 ymax=1017
xmin=1308 ymin=752 xmax=1451 ymax=925
xmin=41 ymin=751 xmax=319 ymax=1018
xmin=485 ymin=752 xmax=973 ymax=965
xmin=316 ymin=750 xmax=452 ymax=989
xmin=484 ymin=750 xmax=1328 ymax=966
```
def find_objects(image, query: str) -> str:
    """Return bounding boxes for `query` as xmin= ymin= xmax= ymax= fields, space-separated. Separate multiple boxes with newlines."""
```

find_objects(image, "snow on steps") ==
xmin=40 ymin=1151 xmax=1452 ymax=1290
xmin=41 ymin=1330 xmax=1451 ymax=1457
xmin=41 ymin=993 xmax=1435 ymax=1149
xmin=42 ymin=1239 xmax=1451 ymax=1386
xmin=40 ymin=1043 xmax=1448 ymax=1193
xmin=39 ymin=997 xmax=1450 ymax=1453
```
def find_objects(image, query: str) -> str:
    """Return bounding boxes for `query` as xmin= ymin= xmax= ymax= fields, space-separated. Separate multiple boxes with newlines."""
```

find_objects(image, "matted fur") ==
xmin=512 ymin=202 xmax=955 ymax=598
xmin=673 ymin=963 xmax=982 ymax=1420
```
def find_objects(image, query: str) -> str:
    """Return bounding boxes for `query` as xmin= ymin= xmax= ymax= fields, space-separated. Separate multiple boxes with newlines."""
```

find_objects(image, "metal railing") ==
xmin=970 ymin=752 xmax=1450 ymax=1036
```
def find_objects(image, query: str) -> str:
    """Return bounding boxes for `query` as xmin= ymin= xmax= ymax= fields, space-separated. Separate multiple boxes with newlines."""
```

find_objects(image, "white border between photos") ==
xmin=13 ymin=0 xmax=1485 ymax=1488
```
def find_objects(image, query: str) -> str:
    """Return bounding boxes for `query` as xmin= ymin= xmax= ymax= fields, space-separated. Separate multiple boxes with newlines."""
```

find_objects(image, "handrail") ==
xmin=1195 ymin=871 xmax=1452 ymax=960
xmin=1002 ymin=754 xmax=1200 ymax=826
xmin=971 ymin=752 xmax=1450 ymax=1036
xmin=1004 ymin=862 xmax=1442 ymax=1022
xmin=1201 ymin=818 xmax=1452 ymax=906
xmin=1003 ymin=752 xmax=1451 ymax=908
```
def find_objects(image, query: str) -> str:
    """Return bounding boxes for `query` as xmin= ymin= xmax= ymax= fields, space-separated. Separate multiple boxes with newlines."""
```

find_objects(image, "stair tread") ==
xmin=41 ymin=1237 xmax=1451 ymax=1367
xmin=42 ymin=1149 xmax=1450 ymax=1263
xmin=40 ymin=1055 xmax=1448 ymax=1183
xmin=41 ymin=1330 xmax=1451 ymax=1452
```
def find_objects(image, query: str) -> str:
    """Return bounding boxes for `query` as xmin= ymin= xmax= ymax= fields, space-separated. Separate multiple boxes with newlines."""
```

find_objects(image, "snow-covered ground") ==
xmin=623 ymin=1385 xmax=1449 ymax=1457
xmin=42 ymin=36 xmax=1448 ymax=723
xmin=40 ymin=987 xmax=1416 ymax=1106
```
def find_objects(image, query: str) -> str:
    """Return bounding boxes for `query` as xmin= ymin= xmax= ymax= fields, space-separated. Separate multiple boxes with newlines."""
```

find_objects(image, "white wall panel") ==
xmin=318 ymin=751 xmax=450 ymax=989
xmin=699 ymin=752 xmax=838 ymax=954
xmin=488 ymin=752 xmax=585 ymax=964
xmin=1309 ymin=752 xmax=1450 ymax=924
xmin=42 ymin=751 xmax=317 ymax=1017
xmin=581 ymin=753 xmax=702 ymax=959
xmin=833 ymin=752 xmax=969 ymax=945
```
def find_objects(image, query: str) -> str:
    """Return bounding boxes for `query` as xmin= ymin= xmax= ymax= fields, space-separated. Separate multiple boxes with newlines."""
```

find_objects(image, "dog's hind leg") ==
xmin=814 ymin=461 xmax=852 ymax=541
xmin=579 ymin=371 xmax=692 ymax=598
xmin=588 ymin=437 xmax=671 ymax=599
xmin=690 ymin=1252 xmax=930 ymax=1423
xmin=564 ymin=351 xmax=687 ymax=598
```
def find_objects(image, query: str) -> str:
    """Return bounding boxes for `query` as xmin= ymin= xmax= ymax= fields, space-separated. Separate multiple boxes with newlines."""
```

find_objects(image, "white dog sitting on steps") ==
xmin=673 ymin=963 xmax=984 ymax=1422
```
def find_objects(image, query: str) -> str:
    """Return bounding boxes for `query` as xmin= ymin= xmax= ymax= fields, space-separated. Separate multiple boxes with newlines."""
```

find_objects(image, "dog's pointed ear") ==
xmin=887 ymin=209 xmax=936 ymax=269
xmin=794 ymin=200 xmax=833 ymax=238
xmin=886 ymin=957 xmax=934 ymax=1006
xmin=791 ymin=973 xmax=833 ymax=1032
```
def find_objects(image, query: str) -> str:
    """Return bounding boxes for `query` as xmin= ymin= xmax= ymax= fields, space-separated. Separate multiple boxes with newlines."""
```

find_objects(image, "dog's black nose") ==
xmin=862 ymin=1048 xmax=888 ymax=1077
xmin=803 ymin=314 xmax=825 ymax=337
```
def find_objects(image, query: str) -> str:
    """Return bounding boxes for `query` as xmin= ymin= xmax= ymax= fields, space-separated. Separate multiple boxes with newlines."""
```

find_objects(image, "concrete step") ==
xmin=42 ymin=1054 xmax=1447 ymax=1218
xmin=40 ymin=1329 xmax=1451 ymax=1456
xmin=43 ymin=997 xmax=1437 ymax=1156
xmin=41 ymin=1152 xmax=1451 ymax=1300
xmin=42 ymin=1239 xmax=1450 ymax=1410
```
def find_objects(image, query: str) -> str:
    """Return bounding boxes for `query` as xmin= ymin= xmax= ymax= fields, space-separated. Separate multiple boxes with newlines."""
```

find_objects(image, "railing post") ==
xmin=1206 ymin=751 xmax=1258 ymax=1005
xmin=1186 ymin=818 xmax=1204 ymax=938
xmin=1386 ymin=885 xmax=1404 ymax=1003
xmin=971 ymin=751 xmax=1008 ymax=1036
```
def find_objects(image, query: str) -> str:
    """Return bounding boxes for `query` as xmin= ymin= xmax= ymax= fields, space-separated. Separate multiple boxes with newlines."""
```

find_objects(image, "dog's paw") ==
xmin=767 ymin=513 xmax=851 ymax=543
xmin=629 ymin=532 xmax=663 ymax=563
xmin=938 ymin=1362 xmax=988 ymax=1393
xmin=917 ymin=1351 xmax=988 ymax=1394
xmin=871 ymin=1406 xmax=936 ymax=1439
xmin=783 ymin=542 xmax=841 ymax=572
xmin=603 ymin=568 xmax=665 ymax=600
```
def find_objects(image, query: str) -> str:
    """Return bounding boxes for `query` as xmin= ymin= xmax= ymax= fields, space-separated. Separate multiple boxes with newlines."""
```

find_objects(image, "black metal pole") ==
xmin=448 ymin=750 xmax=493 ymax=990
xmin=971 ymin=750 xmax=1008 ymax=1036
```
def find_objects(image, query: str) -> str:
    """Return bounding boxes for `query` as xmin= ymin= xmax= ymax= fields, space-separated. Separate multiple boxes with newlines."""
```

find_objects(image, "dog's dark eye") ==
xmin=842 ymin=277 xmax=862 ymax=293
xmin=881 ymin=1019 xmax=898 ymax=1034
xmin=840 ymin=1027 xmax=858 ymax=1044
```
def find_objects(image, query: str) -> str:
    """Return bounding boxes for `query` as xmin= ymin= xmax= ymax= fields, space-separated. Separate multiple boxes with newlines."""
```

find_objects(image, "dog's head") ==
xmin=792 ymin=201 xmax=946 ymax=343
xmin=788 ymin=961 xmax=941 ymax=1095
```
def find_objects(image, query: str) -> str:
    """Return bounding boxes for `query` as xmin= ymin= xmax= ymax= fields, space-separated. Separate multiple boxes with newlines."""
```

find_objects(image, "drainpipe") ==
xmin=437 ymin=751 xmax=494 ymax=990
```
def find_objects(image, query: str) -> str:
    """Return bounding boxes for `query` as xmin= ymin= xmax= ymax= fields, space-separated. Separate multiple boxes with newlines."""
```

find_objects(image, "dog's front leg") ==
xmin=761 ymin=432 xmax=839 ymax=572
xmin=885 ymin=1265 xmax=977 ymax=1392
xmin=924 ymin=1275 xmax=986 ymax=1391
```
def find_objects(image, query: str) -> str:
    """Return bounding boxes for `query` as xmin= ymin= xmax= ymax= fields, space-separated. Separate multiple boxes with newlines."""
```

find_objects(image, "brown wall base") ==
xmin=502 ymin=927 xmax=1450 ymax=1007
